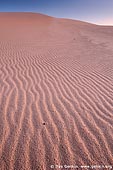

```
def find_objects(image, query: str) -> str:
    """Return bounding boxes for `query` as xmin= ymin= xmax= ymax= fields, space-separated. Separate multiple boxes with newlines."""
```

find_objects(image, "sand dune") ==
xmin=0 ymin=13 xmax=113 ymax=170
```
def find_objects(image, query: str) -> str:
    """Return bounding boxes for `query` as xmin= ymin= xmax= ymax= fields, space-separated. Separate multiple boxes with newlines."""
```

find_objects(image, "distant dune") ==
xmin=0 ymin=13 xmax=113 ymax=170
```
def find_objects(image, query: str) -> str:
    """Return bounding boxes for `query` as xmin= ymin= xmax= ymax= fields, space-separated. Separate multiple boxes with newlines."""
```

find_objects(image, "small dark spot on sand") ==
xmin=43 ymin=122 xmax=46 ymax=125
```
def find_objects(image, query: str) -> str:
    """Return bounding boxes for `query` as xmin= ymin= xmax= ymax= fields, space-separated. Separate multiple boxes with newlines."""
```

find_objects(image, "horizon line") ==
xmin=0 ymin=11 xmax=113 ymax=26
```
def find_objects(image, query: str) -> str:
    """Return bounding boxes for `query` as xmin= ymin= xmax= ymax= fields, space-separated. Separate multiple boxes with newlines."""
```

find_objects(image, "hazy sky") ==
xmin=0 ymin=0 xmax=113 ymax=25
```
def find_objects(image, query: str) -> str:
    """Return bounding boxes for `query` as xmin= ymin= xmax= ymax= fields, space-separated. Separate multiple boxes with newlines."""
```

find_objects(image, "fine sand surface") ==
xmin=0 ymin=13 xmax=113 ymax=170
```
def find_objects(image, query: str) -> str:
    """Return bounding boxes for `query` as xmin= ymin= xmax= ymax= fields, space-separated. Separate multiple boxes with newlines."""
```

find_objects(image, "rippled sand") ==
xmin=0 ymin=13 xmax=113 ymax=170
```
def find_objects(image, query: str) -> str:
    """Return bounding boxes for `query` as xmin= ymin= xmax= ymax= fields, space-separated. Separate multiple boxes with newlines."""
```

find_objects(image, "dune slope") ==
xmin=0 ymin=13 xmax=113 ymax=170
